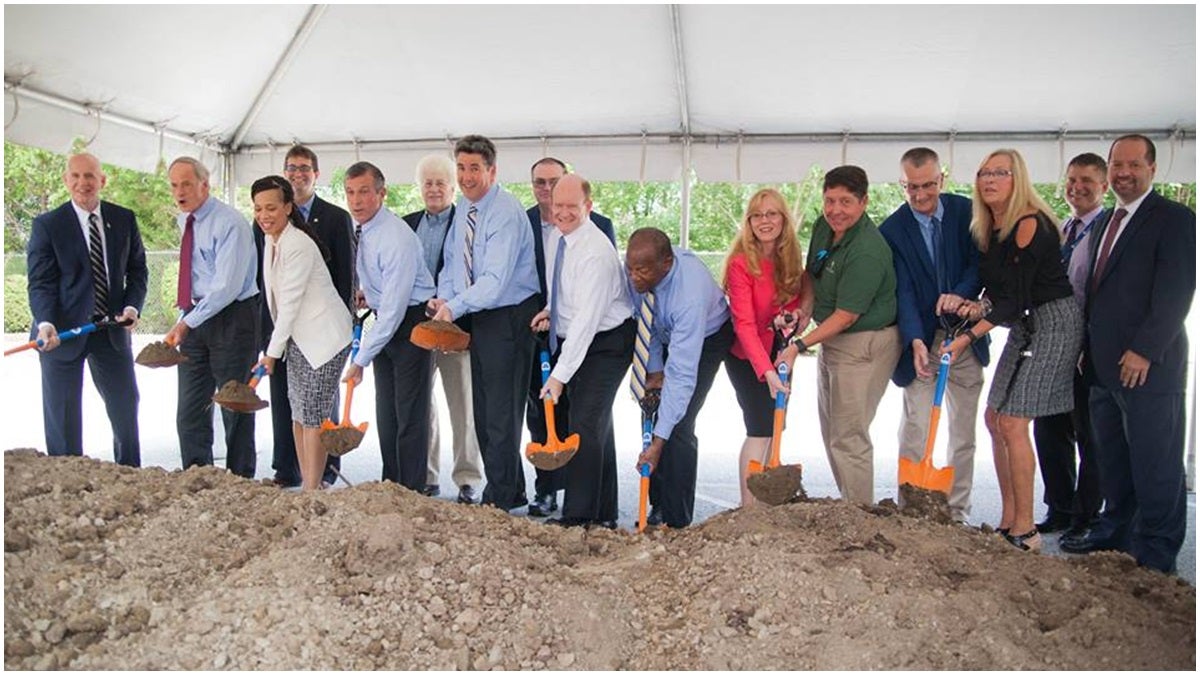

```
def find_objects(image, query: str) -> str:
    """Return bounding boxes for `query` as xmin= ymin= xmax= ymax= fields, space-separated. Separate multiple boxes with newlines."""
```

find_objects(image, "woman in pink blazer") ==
xmin=722 ymin=188 xmax=811 ymax=506
xmin=253 ymin=176 xmax=353 ymax=490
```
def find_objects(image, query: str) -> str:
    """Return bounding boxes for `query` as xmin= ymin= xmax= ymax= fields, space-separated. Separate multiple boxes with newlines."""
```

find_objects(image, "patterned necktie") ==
xmin=87 ymin=213 xmax=109 ymax=318
xmin=630 ymin=291 xmax=656 ymax=401
xmin=548 ymin=236 xmax=566 ymax=354
xmin=176 ymin=213 xmax=195 ymax=311
xmin=931 ymin=215 xmax=945 ymax=293
xmin=1092 ymin=208 xmax=1127 ymax=291
xmin=465 ymin=205 xmax=478 ymax=284
xmin=1061 ymin=217 xmax=1082 ymax=263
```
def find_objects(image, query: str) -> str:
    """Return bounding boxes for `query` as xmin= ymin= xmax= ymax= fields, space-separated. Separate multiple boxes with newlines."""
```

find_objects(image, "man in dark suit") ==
xmin=879 ymin=147 xmax=988 ymax=523
xmin=403 ymin=153 xmax=483 ymax=505
xmin=26 ymin=152 xmax=148 ymax=466
xmin=1062 ymin=134 xmax=1195 ymax=574
xmin=254 ymin=145 xmax=356 ymax=488
xmin=524 ymin=157 xmax=617 ymax=516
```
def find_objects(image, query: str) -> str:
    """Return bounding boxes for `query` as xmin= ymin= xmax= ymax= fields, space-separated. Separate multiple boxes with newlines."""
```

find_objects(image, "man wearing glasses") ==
xmin=878 ymin=147 xmax=988 ymax=523
xmin=523 ymin=157 xmax=616 ymax=517
xmin=256 ymin=145 xmax=356 ymax=489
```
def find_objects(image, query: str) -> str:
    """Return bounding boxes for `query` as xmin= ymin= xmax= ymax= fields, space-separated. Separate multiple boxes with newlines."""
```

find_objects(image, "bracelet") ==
xmin=966 ymin=331 xmax=980 ymax=344
xmin=791 ymin=335 xmax=810 ymax=353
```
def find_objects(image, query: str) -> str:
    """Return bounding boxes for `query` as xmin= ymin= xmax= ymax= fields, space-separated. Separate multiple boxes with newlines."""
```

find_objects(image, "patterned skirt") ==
xmin=986 ymin=296 xmax=1083 ymax=418
xmin=286 ymin=340 xmax=351 ymax=427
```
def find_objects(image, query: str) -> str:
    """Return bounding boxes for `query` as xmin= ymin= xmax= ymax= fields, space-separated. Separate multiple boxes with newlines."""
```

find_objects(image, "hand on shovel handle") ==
xmin=4 ymin=317 xmax=131 ymax=356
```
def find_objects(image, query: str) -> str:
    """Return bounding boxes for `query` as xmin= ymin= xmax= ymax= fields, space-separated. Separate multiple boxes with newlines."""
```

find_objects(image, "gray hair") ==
xmin=169 ymin=156 xmax=210 ymax=183
xmin=346 ymin=161 xmax=386 ymax=191
xmin=415 ymin=153 xmax=456 ymax=187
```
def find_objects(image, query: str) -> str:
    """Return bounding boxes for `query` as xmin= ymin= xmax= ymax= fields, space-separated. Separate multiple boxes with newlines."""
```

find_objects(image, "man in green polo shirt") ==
xmin=776 ymin=165 xmax=900 ymax=505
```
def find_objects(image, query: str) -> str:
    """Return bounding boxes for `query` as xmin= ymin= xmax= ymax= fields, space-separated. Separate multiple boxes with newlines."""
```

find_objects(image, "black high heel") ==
xmin=1004 ymin=528 xmax=1042 ymax=552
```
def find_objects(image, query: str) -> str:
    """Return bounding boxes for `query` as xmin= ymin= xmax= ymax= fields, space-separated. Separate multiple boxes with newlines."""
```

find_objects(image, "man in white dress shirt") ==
xmin=530 ymin=174 xmax=635 ymax=529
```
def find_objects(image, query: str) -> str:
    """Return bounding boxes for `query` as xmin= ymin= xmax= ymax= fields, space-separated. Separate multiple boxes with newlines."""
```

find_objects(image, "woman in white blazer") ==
xmin=252 ymin=176 xmax=353 ymax=490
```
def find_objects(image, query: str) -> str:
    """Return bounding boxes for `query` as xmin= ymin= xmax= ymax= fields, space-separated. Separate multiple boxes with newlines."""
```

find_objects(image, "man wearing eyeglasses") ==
xmin=879 ymin=147 xmax=988 ymax=523
xmin=255 ymin=145 xmax=356 ymax=489
xmin=523 ymin=157 xmax=617 ymax=517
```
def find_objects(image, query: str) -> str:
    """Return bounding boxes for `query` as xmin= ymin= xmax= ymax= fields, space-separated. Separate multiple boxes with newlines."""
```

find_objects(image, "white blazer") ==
xmin=263 ymin=224 xmax=352 ymax=368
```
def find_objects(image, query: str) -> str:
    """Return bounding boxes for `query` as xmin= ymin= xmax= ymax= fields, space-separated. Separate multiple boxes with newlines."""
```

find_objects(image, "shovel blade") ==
xmin=321 ymin=426 xmax=366 ymax=457
xmin=524 ymin=433 xmax=580 ymax=471
xmin=898 ymin=457 xmax=955 ymax=496
xmin=747 ymin=463 xmax=805 ymax=506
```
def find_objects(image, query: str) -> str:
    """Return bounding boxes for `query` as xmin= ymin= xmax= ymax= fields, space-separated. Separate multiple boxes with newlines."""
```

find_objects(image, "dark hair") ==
xmin=285 ymin=145 xmax=319 ymax=172
xmin=455 ymin=135 xmax=497 ymax=167
xmin=1068 ymin=152 xmax=1107 ymax=173
xmin=900 ymin=147 xmax=939 ymax=167
xmin=1108 ymin=134 xmax=1156 ymax=164
xmin=530 ymin=157 xmax=567 ymax=174
xmin=250 ymin=175 xmax=329 ymax=262
xmin=345 ymin=161 xmax=386 ymax=191
xmin=823 ymin=165 xmax=869 ymax=200
xmin=628 ymin=227 xmax=673 ymax=262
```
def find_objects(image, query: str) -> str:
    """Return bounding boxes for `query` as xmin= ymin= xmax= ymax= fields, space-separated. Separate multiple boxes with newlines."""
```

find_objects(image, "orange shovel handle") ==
xmin=921 ymin=405 xmax=942 ymax=467
xmin=542 ymin=396 xmax=562 ymax=446
xmin=341 ymin=379 xmax=357 ymax=427
xmin=4 ymin=341 xmax=38 ymax=356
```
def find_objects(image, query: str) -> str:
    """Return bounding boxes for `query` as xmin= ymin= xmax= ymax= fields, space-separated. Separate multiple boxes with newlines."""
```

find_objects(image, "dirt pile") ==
xmin=320 ymin=427 xmax=366 ymax=457
xmin=4 ymin=450 xmax=1194 ymax=670
xmin=134 ymin=342 xmax=186 ymax=368
xmin=211 ymin=380 xmax=268 ymax=413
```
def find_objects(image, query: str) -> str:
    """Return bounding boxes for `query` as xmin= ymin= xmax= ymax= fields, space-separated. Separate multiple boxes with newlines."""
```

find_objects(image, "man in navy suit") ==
xmin=523 ymin=157 xmax=617 ymax=517
xmin=255 ymin=145 xmax=356 ymax=488
xmin=1062 ymin=135 xmax=1195 ymax=574
xmin=26 ymin=152 xmax=147 ymax=466
xmin=879 ymin=147 xmax=988 ymax=523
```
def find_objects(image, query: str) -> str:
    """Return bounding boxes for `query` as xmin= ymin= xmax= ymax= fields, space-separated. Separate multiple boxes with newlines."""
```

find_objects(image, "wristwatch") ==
xmin=790 ymin=334 xmax=810 ymax=353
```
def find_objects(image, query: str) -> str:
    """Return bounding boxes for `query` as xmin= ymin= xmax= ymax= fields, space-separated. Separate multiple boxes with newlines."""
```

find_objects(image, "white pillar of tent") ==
xmin=223 ymin=151 xmax=236 ymax=205
xmin=679 ymin=137 xmax=692 ymax=249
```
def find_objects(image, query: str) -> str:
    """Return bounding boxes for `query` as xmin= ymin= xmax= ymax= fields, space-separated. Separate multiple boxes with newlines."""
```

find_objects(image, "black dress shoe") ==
xmin=593 ymin=520 xmax=618 ymax=530
xmin=528 ymin=492 xmax=558 ymax=517
xmin=268 ymin=476 xmax=300 ymax=489
xmin=457 ymin=485 xmax=477 ymax=505
xmin=1060 ymin=524 xmax=1090 ymax=542
xmin=545 ymin=516 xmax=588 ymax=528
xmin=421 ymin=484 xmax=441 ymax=497
xmin=1034 ymin=513 xmax=1071 ymax=534
xmin=646 ymin=505 xmax=663 ymax=526
xmin=1060 ymin=534 xmax=1115 ymax=554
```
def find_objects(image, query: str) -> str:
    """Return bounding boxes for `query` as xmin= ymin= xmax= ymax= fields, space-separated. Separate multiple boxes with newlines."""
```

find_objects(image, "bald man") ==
xmin=27 ymin=153 xmax=148 ymax=465
xmin=530 ymin=175 xmax=634 ymax=528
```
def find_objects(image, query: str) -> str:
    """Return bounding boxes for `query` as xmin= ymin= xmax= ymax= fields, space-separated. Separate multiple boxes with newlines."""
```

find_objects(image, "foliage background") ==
xmin=4 ymin=140 xmax=1195 ymax=332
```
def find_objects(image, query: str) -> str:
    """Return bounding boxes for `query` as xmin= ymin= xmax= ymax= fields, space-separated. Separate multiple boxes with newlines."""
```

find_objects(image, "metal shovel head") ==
xmin=135 ymin=341 xmax=188 ymax=368
xmin=321 ymin=423 xmax=368 ymax=457
xmin=524 ymin=433 xmax=581 ymax=471
xmin=898 ymin=456 xmax=955 ymax=496
xmin=212 ymin=380 xmax=268 ymax=413
xmin=747 ymin=463 xmax=806 ymax=505
xmin=410 ymin=320 xmax=471 ymax=353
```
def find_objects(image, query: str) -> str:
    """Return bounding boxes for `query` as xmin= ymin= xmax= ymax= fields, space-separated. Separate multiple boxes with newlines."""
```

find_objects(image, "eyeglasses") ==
xmin=532 ymin=178 xmax=560 ymax=189
xmin=749 ymin=210 xmax=783 ymax=222
xmin=900 ymin=180 xmax=940 ymax=194
xmin=284 ymin=164 xmax=314 ymax=174
xmin=976 ymin=169 xmax=1013 ymax=180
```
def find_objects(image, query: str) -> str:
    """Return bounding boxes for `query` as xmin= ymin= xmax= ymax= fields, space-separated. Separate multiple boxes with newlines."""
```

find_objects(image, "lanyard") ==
xmin=1061 ymin=214 xmax=1099 ymax=263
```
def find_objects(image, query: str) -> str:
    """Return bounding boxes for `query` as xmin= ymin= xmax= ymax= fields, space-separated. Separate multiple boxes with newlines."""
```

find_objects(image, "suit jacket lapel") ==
xmin=1098 ymin=192 xmax=1156 ymax=288
xmin=98 ymin=202 xmax=123 ymax=292
xmin=307 ymin=196 xmax=322 ymax=228
xmin=902 ymin=206 xmax=937 ymax=282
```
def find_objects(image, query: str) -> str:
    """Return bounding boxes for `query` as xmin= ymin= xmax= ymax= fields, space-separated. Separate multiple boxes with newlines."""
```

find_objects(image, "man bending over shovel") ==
xmin=626 ymin=228 xmax=733 ymax=528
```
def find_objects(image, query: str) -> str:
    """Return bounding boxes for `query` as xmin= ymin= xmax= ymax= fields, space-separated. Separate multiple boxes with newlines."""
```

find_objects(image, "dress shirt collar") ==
xmin=910 ymin=198 xmax=945 ymax=229
xmin=297 ymin=194 xmax=316 ymax=220
xmin=1115 ymin=187 xmax=1152 ymax=217
xmin=1066 ymin=204 xmax=1105 ymax=230
xmin=71 ymin=200 xmax=101 ymax=229
xmin=424 ymin=206 xmax=452 ymax=227
xmin=466 ymin=183 xmax=501 ymax=211
xmin=180 ymin=196 xmax=216 ymax=224
xmin=354 ymin=206 xmax=389 ymax=231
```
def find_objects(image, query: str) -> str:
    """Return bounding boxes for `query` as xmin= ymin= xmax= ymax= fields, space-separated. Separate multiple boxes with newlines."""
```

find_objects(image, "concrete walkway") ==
xmin=2 ymin=331 xmax=1193 ymax=583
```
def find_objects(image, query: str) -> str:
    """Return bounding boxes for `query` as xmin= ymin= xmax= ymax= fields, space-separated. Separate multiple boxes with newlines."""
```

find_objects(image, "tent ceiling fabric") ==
xmin=4 ymin=4 xmax=1195 ymax=184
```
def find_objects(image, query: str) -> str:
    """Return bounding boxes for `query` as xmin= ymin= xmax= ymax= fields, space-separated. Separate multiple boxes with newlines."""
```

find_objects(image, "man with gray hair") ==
xmin=164 ymin=156 xmax=260 ymax=477
xmin=403 ymin=154 xmax=484 ymax=504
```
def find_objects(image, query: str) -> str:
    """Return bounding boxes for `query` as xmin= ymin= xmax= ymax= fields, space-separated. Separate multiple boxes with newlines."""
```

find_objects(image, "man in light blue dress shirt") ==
xmin=626 ymin=228 xmax=733 ymax=528
xmin=430 ymin=135 xmax=541 ymax=512
xmin=341 ymin=162 xmax=437 ymax=490
xmin=164 ymin=157 xmax=261 ymax=478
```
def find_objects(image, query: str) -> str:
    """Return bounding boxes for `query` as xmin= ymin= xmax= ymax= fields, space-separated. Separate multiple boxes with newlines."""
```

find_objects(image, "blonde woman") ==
xmin=722 ymin=188 xmax=809 ymax=506
xmin=944 ymin=149 xmax=1082 ymax=552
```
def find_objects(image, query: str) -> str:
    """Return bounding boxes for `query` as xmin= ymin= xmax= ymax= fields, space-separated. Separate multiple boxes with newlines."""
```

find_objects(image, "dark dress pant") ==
xmin=177 ymin=297 xmax=259 ymax=478
xmin=40 ymin=329 xmax=141 ymax=467
xmin=374 ymin=304 xmax=433 ymax=490
xmin=1033 ymin=371 xmax=1102 ymax=527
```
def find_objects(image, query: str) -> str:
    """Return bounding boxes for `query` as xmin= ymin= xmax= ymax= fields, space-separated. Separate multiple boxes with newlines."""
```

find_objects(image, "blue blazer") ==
xmin=879 ymin=193 xmax=988 ymax=387
xmin=1084 ymin=191 xmax=1195 ymax=393
xmin=526 ymin=205 xmax=616 ymax=300
xmin=26 ymin=200 xmax=148 ymax=361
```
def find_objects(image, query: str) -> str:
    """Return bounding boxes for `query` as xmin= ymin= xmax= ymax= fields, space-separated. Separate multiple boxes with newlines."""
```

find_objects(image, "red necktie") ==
xmin=176 ymin=214 xmax=195 ymax=311
xmin=1091 ymin=208 xmax=1127 ymax=292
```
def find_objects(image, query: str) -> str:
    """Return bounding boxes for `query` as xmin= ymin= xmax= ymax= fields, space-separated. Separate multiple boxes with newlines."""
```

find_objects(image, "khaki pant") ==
xmin=817 ymin=325 xmax=901 ymax=505
xmin=426 ymin=349 xmax=483 ymax=489
xmin=897 ymin=329 xmax=984 ymax=521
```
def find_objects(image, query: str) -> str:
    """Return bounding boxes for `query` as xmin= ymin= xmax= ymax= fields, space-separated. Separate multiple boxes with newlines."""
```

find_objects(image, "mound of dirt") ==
xmin=134 ymin=342 xmax=186 ymax=368
xmin=897 ymin=483 xmax=954 ymax=524
xmin=4 ymin=451 xmax=1194 ymax=670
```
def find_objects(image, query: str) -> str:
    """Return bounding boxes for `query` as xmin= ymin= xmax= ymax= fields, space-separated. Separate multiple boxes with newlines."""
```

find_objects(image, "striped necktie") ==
xmin=630 ymin=291 xmax=656 ymax=401
xmin=87 ymin=213 xmax=109 ymax=318
xmin=465 ymin=205 xmax=478 ymax=284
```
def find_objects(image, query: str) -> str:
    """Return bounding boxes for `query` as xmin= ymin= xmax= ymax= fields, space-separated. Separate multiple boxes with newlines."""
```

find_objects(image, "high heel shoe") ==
xmin=997 ymin=527 xmax=1010 ymax=537
xmin=1004 ymin=528 xmax=1042 ymax=552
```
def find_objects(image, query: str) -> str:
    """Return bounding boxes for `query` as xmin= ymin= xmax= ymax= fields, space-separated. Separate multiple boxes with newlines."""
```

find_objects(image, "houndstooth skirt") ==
xmin=986 ymin=296 xmax=1083 ymax=418
xmin=286 ymin=340 xmax=351 ymax=427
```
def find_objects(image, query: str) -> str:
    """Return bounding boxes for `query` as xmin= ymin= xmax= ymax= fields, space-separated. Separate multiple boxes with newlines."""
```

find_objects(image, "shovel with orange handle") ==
xmin=212 ymin=364 xmax=270 ymax=413
xmin=5 ymin=317 xmax=132 ymax=356
xmin=635 ymin=389 xmax=660 ymax=533
xmin=897 ymin=315 xmax=968 ymax=495
xmin=746 ymin=360 xmax=791 ymax=477
xmin=525 ymin=348 xmax=581 ymax=470
xmin=319 ymin=310 xmax=373 ymax=476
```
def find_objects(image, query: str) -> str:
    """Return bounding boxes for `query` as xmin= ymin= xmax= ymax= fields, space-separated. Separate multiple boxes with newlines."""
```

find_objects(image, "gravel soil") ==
xmin=4 ymin=450 xmax=1194 ymax=670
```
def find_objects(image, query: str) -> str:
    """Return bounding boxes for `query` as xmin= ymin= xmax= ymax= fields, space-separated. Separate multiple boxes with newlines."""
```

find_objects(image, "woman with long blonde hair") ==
xmin=721 ymin=188 xmax=809 ymax=506
xmin=945 ymin=149 xmax=1082 ymax=552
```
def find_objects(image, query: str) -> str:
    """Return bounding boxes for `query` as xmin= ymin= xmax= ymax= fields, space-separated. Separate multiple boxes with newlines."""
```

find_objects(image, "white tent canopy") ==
xmin=4 ymin=3 xmax=1196 ymax=193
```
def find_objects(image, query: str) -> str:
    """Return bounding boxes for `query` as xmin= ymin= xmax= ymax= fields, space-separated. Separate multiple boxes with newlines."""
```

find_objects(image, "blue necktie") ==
xmin=931 ymin=215 xmax=945 ymax=293
xmin=548 ymin=236 xmax=566 ymax=354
